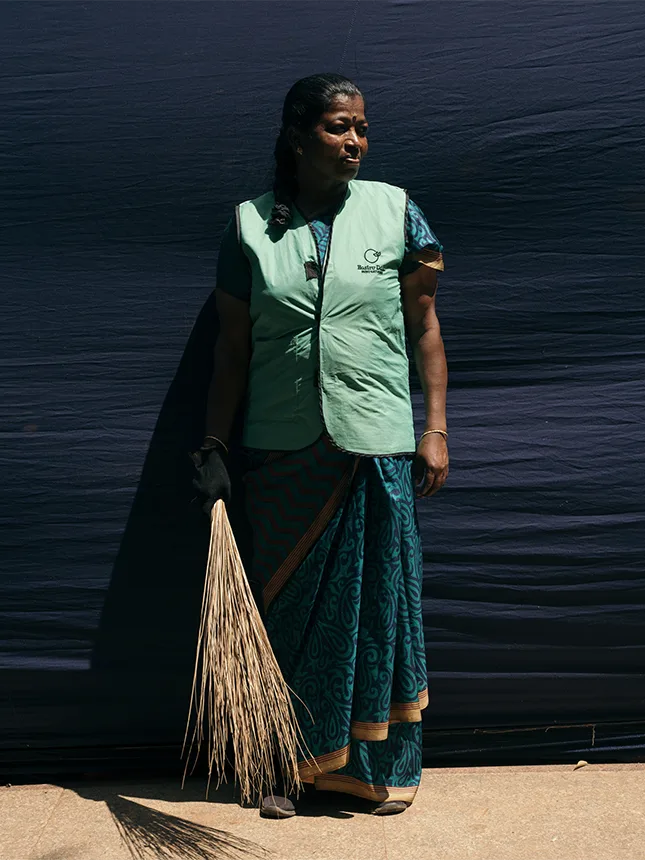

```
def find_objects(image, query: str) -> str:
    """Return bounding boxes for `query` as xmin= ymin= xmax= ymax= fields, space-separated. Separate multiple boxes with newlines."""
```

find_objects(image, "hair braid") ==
xmin=269 ymin=129 xmax=298 ymax=227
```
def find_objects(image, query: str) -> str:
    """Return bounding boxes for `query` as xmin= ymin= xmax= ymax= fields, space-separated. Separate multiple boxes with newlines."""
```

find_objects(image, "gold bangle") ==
xmin=203 ymin=435 xmax=229 ymax=455
xmin=419 ymin=429 xmax=448 ymax=442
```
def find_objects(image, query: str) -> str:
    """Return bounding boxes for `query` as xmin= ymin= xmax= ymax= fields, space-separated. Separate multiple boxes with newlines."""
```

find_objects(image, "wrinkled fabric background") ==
xmin=1 ymin=1 xmax=644 ymax=773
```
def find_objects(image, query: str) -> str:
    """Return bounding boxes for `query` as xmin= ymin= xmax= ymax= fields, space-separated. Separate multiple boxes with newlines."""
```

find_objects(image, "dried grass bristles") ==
xmin=182 ymin=500 xmax=306 ymax=805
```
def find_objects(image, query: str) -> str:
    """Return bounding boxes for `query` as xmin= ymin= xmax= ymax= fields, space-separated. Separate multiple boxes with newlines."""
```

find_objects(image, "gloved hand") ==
xmin=191 ymin=445 xmax=231 ymax=512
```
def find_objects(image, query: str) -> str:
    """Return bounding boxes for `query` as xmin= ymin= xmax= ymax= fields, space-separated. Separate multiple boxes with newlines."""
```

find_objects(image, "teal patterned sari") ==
xmin=242 ymin=434 xmax=427 ymax=803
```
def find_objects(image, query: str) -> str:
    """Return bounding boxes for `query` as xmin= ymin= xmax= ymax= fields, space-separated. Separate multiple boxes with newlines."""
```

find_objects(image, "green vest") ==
xmin=237 ymin=179 xmax=416 ymax=456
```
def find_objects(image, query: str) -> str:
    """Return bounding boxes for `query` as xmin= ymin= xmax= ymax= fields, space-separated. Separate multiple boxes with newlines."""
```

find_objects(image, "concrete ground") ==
xmin=2 ymin=763 xmax=644 ymax=860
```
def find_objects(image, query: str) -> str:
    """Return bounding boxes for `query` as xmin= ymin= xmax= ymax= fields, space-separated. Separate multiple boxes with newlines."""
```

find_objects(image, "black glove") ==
xmin=191 ymin=445 xmax=231 ymax=512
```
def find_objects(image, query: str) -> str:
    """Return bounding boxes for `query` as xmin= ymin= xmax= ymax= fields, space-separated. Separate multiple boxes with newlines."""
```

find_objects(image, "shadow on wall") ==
xmin=89 ymin=290 xmax=252 ymax=752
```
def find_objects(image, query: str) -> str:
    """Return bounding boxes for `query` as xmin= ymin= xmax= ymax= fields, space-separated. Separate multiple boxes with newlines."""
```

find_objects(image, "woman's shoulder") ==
xmin=237 ymin=189 xmax=275 ymax=219
xmin=349 ymin=178 xmax=406 ymax=201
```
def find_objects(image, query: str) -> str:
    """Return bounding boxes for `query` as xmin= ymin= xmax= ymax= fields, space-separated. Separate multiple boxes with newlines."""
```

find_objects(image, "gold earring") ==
xmin=297 ymin=146 xmax=303 ymax=155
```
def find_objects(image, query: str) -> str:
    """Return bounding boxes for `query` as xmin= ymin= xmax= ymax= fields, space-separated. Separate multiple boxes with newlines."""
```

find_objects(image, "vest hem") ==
xmin=242 ymin=429 xmax=416 ymax=459
xmin=325 ymin=432 xmax=416 ymax=459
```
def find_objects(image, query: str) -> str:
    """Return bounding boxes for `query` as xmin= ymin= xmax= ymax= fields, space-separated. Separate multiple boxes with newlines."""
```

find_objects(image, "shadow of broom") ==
xmin=108 ymin=795 xmax=272 ymax=860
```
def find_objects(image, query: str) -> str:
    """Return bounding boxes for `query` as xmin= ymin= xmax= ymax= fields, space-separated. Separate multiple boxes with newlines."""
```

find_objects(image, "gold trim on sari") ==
xmin=350 ymin=688 xmax=429 ymax=737
xmin=350 ymin=720 xmax=390 ymax=741
xmin=313 ymin=774 xmax=419 ymax=804
xmin=297 ymin=744 xmax=351 ymax=781
xmin=390 ymin=686 xmax=429 ymax=723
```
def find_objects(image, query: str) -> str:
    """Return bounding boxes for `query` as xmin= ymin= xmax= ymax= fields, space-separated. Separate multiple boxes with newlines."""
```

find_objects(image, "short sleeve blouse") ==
xmin=216 ymin=196 xmax=444 ymax=302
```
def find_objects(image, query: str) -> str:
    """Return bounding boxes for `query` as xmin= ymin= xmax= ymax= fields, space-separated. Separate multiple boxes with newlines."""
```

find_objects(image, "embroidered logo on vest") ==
xmin=358 ymin=248 xmax=385 ymax=274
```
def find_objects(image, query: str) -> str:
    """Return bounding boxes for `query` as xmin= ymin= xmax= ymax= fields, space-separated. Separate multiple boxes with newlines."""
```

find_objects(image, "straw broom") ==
xmin=182 ymin=499 xmax=305 ymax=805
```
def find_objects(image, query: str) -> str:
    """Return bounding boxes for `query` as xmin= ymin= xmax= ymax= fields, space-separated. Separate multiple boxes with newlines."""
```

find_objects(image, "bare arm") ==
xmin=401 ymin=265 xmax=449 ymax=497
xmin=203 ymin=289 xmax=252 ymax=446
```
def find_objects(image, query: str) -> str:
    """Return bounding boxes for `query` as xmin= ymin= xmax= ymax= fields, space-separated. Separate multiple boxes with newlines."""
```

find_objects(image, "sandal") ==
xmin=260 ymin=794 xmax=297 ymax=819
xmin=373 ymin=799 xmax=409 ymax=816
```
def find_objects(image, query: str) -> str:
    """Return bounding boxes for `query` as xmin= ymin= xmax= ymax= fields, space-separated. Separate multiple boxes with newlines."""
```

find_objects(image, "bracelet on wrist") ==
xmin=201 ymin=435 xmax=229 ymax=455
xmin=419 ymin=429 xmax=448 ymax=443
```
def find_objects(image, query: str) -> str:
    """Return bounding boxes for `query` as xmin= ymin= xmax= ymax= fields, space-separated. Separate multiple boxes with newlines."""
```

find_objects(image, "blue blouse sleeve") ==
xmin=400 ymin=198 xmax=445 ymax=276
xmin=215 ymin=214 xmax=252 ymax=302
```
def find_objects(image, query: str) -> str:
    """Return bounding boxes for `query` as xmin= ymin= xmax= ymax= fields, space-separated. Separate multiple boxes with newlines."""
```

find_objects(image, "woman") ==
xmin=193 ymin=73 xmax=448 ymax=817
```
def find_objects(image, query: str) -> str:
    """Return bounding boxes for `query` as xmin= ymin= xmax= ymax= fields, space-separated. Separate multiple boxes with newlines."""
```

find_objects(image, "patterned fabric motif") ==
xmin=244 ymin=443 xmax=428 ymax=800
xmin=405 ymin=198 xmax=443 ymax=256
xmin=308 ymin=214 xmax=333 ymax=265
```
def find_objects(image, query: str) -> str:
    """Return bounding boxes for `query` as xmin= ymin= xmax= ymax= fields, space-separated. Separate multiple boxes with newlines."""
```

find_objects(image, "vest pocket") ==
xmin=247 ymin=331 xmax=319 ymax=424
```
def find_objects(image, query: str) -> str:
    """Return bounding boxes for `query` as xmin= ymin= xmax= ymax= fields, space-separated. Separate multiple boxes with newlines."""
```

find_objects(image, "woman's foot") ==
xmin=373 ymin=799 xmax=409 ymax=815
xmin=260 ymin=794 xmax=296 ymax=819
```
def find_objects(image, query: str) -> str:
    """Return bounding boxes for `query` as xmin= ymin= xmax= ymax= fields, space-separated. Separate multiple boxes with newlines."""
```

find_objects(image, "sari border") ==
xmin=351 ymin=688 xmax=430 ymax=737
xmin=298 ymin=744 xmax=351 ymax=781
xmin=313 ymin=774 xmax=419 ymax=804
xmin=262 ymin=457 xmax=359 ymax=611
xmin=390 ymin=686 xmax=429 ymax=722
xmin=350 ymin=720 xmax=389 ymax=741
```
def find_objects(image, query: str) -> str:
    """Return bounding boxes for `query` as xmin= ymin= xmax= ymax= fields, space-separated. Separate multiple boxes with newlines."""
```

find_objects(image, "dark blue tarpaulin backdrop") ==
xmin=1 ymin=1 xmax=644 ymax=775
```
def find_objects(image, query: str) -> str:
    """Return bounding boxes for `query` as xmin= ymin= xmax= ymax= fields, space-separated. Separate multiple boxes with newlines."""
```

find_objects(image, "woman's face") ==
xmin=293 ymin=94 xmax=369 ymax=184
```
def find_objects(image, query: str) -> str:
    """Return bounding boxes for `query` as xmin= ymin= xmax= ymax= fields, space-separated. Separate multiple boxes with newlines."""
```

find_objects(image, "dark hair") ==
xmin=269 ymin=73 xmax=363 ymax=227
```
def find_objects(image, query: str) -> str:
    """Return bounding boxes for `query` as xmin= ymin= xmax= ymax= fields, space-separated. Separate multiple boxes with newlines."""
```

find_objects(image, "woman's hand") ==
xmin=413 ymin=433 xmax=449 ymax=498
xmin=191 ymin=447 xmax=232 ymax=512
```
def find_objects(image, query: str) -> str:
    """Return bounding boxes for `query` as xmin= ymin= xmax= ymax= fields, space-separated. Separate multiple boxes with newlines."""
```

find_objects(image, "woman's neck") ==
xmin=294 ymin=177 xmax=348 ymax=219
